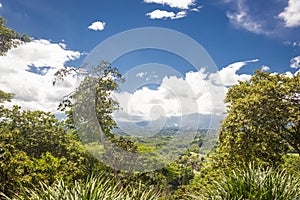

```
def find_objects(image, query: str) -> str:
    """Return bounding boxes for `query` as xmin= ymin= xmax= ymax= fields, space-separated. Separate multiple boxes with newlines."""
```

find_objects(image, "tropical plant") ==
xmin=190 ymin=164 xmax=300 ymax=200
xmin=1 ymin=174 xmax=162 ymax=200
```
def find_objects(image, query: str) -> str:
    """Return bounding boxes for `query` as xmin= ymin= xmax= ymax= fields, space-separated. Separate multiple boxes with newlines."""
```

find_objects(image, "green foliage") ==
xmin=54 ymin=61 xmax=123 ymax=137
xmin=0 ymin=146 xmax=33 ymax=195
xmin=0 ymin=105 xmax=97 ymax=197
xmin=0 ymin=16 xmax=30 ymax=56
xmin=2 ymin=174 xmax=162 ymax=200
xmin=0 ymin=90 xmax=14 ymax=103
xmin=218 ymin=71 xmax=300 ymax=166
xmin=279 ymin=154 xmax=300 ymax=176
xmin=168 ymin=157 xmax=223 ymax=200
xmin=192 ymin=164 xmax=300 ymax=200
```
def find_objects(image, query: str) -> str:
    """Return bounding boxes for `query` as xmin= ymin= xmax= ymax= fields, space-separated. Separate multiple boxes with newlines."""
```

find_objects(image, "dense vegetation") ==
xmin=218 ymin=71 xmax=300 ymax=166
xmin=0 ymin=16 xmax=299 ymax=199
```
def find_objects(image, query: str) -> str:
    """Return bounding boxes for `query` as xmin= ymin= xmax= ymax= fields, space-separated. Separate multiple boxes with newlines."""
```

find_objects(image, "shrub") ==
xmin=1 ymin=174 xmax=162 ymax=200
xmin=191 ymin=164 xmax=300 ymax=200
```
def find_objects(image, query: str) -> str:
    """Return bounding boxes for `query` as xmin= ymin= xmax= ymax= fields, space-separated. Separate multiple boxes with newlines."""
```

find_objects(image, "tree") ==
xmin=0 ymin=105 xmax=97 ymax=197
xmin=0 ymin=82 xmax=97 ymax=197
xmin=0 ymin=16 xmax=30 ymax=56
xmin=218 ymin=70 xmax=300 ymax=166
xmin=54 ymin=61 xmax=139 ymax=175
xmin=54 ymin=61 xmax=123 ymax=139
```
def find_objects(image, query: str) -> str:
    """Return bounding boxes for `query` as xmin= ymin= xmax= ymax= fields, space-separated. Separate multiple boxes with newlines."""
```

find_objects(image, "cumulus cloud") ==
xmin=146 ymin=10 xmax=175 ymax=19
xmin=146 ymin=9 xmax=186 ymax=19
xmin=279 ymin=0 xmax=300 ymax=28
xmin=88 ymin=21 xmax=106 ymax=31
xmin=113 ymin=71 xmax=219 ymax=122
xmin=144 ymin=0 xmax=196 ymax=9
xmin=112 ymin=59 xmax=259 ymax=122
xmin=215 ymin=59 xmax=258 ymax=86
xmin=0 ymin=39 xmax=82 ymax=113
xmin=290 ymin=56 xmax=300 ymax=69
xmin=144 ymin=0 xmax=202 ymax=19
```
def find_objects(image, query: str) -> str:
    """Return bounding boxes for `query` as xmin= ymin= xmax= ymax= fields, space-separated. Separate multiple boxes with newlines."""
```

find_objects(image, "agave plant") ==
xmin=190 ymin=164 xmax=300 ymax=200
xmin=1 ymin=174 xmax=161 ymax=200
xmin=123 ymin=182 xmax=162 ymax=200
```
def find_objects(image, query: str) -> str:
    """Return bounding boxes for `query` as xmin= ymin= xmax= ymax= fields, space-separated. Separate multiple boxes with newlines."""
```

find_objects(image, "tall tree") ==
xmin=54 ymin=61 xmax=124 ymax=140
xmin=54 ymin=61 xmax=138 ymax=175
xmin=218 ymin=71 xmax=300 ymax=166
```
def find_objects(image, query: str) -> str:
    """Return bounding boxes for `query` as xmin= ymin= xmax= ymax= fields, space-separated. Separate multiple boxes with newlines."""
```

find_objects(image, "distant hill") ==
xmin=115 ymin=113 xmax=224 ymax=129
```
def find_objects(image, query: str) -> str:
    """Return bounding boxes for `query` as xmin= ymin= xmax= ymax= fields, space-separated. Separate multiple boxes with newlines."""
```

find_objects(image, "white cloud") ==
xmin=112 ymin=59 xmax=260 ymax=122
xmin=215 ymin=59 xmax=258 ymax=86
xmin=261 ymin=65 xmax=270 ymax=71
xmin=0 ymin=39 xmax=82 ymax=113
xmin=283 ymin=41 xmax=300 ymax=47
xmin=146 ymin=10 xmax=175 ymax=19
xmin=144 ymin=0 xmax=196 ymax=9
xmin=279 ymin=0 xmax=300 ymax=28
xmin=223 ymin=0 xmax=279 ymax=35
xmin=146 ymin=10 xmax=174 ymax=19
xmin=284 ymin=71 xmax=294 ymax=78
xmin=173 ymin=11 xmax=187 ymax=19
xmin=144 ymin=0 xmax=201 ymax=20
xmin=0 ymin=3 xmax=2 ymax=8
xmin=290 ymin=56 xmax=300 ymax=69
xmin=113 ymin=70 xmax=221 ymax=122
xmin=292 ymin=41 xmax=300 ymax=47
xmin=224 ymin=0 xmax=300 ymax=36
xmin=136 ymin=72 xmax=147 ymax=78
xmin=226 ymin=11 xmax=265 ymax=34
xmin=191 ymin=6 xmax=203 ymax=12
xmin=88 ymin=21 xmax=106 ymax=31
xmin=146 ymin=9 xmax=186 ymax=19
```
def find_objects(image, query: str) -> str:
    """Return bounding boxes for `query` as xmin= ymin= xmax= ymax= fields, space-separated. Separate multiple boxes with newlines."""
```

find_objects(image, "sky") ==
xmin=0 ymin=0 xmax=300 ymax=128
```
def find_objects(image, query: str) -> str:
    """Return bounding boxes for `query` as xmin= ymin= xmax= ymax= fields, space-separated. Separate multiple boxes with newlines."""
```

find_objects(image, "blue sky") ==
xmin=0 ymin=0 xmax=299 ymax=127
xmin=1 ymin=0 xmax=300 ymax=72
